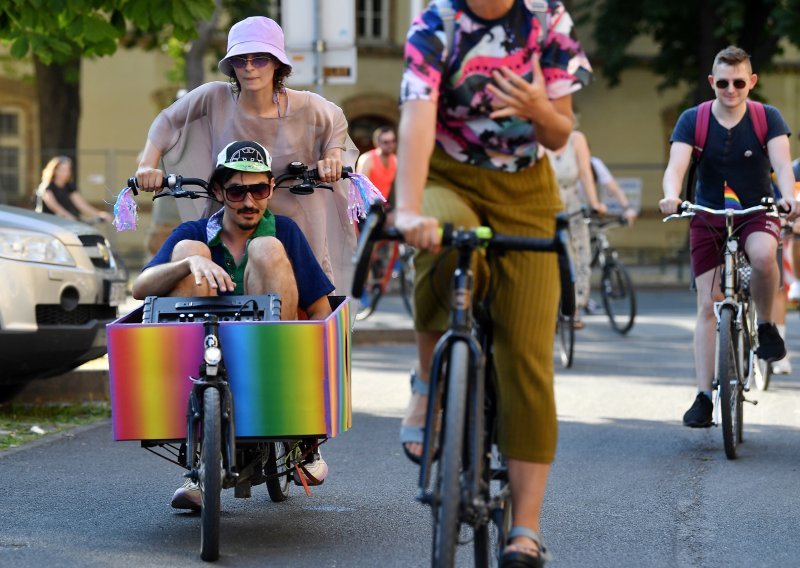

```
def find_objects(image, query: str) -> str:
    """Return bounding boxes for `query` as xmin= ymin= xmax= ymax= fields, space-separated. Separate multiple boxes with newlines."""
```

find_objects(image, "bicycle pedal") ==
xmin=744 ymin=397 xmax=758 ymax=405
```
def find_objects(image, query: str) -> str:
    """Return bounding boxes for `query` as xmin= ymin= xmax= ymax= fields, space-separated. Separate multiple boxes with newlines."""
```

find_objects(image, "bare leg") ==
xmin=402 ymin=330 xmax=441 ymax=459
xmin=746 ymin=232 xmax=779 ymax=323
xmin=507 ymin=461 xmax=550 ymax=551
xmin=244 ymin=236 xmax=299 ymax=320
xmin=169 ymin=240 xmax=217 ymax=297
xmin=694 ymin=268 xmax=723 ymax=391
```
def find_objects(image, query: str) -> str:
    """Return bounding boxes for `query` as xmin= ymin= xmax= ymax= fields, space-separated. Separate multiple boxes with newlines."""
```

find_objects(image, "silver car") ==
xmin=0 ymin=205 xmax=127 ymax=400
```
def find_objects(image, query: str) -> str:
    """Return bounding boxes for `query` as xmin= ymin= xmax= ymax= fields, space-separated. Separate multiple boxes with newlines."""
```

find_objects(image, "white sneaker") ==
xmin=772 ymin=358 xmax=793 ymax=375
xmin=293 ymin=452 xmax=328 ymax=486
xmin=788 ymin=282 xmax=800 ymax=302
xmin=171 ymin=479 xmax=201 ymax=511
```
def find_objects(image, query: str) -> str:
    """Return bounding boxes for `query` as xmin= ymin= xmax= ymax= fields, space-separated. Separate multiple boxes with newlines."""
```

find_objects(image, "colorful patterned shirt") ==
xmin=400 ymin=0 xmax=592 ymax=172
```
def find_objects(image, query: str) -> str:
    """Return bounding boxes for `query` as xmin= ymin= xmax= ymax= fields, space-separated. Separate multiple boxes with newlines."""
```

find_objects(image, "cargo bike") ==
xmin=107 ymin=165 xmax=353 ymax=561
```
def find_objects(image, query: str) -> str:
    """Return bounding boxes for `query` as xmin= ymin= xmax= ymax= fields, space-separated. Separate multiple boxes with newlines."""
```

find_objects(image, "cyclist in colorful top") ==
xmin=660 ymin=46 xmax=800 ymax=428
xmin=394 ymin=1 xmax=591 ymax=565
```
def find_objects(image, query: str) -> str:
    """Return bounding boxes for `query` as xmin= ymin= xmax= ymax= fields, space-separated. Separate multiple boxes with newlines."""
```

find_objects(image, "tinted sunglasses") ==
xmin=223 ymin=182 xmax=272 ymax=202
xmin=229 ymin=55 xmax=272 ymax=70
xmin=715 ymin=78 xmax=748 ymax=90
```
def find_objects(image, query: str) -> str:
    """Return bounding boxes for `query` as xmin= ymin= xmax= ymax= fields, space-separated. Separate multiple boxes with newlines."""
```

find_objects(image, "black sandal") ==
xmin=499 ymin=527 xmax=552 ymax=568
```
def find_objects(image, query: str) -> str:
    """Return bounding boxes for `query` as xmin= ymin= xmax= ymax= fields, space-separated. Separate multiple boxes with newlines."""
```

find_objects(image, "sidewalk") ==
xmin=13 ymin=262 xmax=689 ymax=404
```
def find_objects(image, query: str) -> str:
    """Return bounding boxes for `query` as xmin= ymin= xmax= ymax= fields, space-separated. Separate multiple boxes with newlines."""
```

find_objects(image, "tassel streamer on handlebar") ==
xmin=112 ymin=186 xmax=138 ymax=231
xmin=346 ymin=173 xmax=386 ymax=223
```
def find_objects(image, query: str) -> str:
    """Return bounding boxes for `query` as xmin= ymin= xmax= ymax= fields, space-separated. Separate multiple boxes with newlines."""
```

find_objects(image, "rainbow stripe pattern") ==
xmin=108 ymin=298 xmax=351 ymax=441
xmin=724 ymin=184 xmax=743 ymax=210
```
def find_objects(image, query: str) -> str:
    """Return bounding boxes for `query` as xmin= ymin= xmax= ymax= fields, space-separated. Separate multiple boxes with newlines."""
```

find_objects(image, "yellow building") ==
xmin=1 ymin=2 xmax=799 ymax=268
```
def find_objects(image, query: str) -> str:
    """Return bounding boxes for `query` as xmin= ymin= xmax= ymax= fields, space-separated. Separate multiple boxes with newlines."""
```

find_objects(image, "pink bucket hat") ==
xmin=218 ymin=17 xmax=291 ymax=77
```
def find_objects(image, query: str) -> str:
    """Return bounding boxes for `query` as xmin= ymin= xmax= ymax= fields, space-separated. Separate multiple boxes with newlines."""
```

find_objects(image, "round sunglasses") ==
xmin=229 ymin=55 xmax=273 ymax=70
xmin=715 ymin=78 xmax=748 ymax=90
xmin=223 ymin=182 xmax=272 ymax=202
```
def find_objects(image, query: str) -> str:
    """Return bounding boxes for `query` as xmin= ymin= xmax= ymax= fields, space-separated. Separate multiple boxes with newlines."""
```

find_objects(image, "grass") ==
xmin=0 ymin=402 xmax=110 ymax=451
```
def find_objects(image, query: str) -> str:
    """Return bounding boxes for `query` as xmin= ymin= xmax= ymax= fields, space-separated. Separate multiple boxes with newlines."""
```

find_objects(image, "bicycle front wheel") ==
xmin=717 ymin=308 xmax=743 ymax=459
xmin=432 ymin=341 xmax=469 ymax=568
xmin=556 ymin=312 xmax=575 ymax=368
xmin=601 ymin=260 xmax=636 ymax=334
xmin=200 ymin=387 xmax=222 ymax=561
xmin=265 ymin=441 xmax=292 ymax=502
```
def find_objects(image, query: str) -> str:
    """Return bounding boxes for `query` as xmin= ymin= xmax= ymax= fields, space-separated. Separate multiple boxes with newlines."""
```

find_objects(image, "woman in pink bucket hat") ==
xmin=135 ymin=16 xmax=359 ymax=294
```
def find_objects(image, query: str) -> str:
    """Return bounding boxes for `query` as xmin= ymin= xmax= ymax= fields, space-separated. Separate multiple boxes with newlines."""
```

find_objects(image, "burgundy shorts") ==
xmin=689 ymin=211 xmax=780 ymax=277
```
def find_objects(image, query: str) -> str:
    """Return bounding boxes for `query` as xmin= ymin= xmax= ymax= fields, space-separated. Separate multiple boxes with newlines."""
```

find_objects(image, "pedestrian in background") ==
xmin=35 ymin=156 xmax=112 ymax=223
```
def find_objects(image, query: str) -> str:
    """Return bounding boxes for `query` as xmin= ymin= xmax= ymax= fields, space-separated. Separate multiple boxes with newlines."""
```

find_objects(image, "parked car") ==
xmin=0 ymin=206 xmax=127 ymax=401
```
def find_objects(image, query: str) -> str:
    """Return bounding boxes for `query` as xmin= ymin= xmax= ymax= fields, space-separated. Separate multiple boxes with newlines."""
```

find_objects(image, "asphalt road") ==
xmin=2 ymin=290 xmax=800 ymax=567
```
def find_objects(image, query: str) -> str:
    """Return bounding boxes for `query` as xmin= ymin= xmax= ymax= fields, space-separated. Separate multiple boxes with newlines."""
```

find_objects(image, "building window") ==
xmin=357 ymin=0 xmax=389 ymax=44
xmin=0 ymin=109 xmax=23 ymax=203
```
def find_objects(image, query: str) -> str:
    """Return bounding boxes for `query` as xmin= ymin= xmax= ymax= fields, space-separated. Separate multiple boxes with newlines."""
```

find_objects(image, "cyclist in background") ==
xmin=587 ymin=155 xmax=638 ymax=226
xmin=394 ymin=1 xmax=591 ymax=565
xmin=660 ymin=46 xmax=799 ymax=428
xmin=356 ymin=126 xmax=397 ymax=203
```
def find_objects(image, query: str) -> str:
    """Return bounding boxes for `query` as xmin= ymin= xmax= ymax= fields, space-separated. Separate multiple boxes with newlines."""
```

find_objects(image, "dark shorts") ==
xmin=690 ymin=211 xmax=780 ymax=277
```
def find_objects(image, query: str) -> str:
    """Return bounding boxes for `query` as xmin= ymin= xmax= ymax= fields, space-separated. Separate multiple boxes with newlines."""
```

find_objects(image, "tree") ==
xmin=584 ymin=0 xmax=800 ymax=105
xmin=0 ymin=0 xmax=215 ymax=169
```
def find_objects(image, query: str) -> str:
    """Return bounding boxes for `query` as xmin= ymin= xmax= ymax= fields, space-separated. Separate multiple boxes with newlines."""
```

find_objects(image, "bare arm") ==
xmin=131 ymin=253 xmax=234 ymax=300
xmin=355 ymin=152 xmax=373 ymax=177
xmin=659 ymin=141 xmax=693 ymax=214
xmin=573 ymin=132 xmax=606 ymax=214
xmin=305 ymin=295 xmax=333 ymax=320
xmin=602 ymin=175 xmax=637 ymax=225
xmin=69 ymin=191 xmax=112 ymax=222
xmin=40 ymin=189 xmax=77 ymax=221
xmin=768 ymin=134 xmax=800 ymax=221
xmin=135 ymin=138 xmax=165 ymax=192
xmin=393 ymin=99 xmax=441 ymax=251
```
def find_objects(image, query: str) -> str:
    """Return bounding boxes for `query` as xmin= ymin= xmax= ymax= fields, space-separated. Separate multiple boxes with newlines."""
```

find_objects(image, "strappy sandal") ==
xmin=500 ymin=527 xmax=553 ymax=568
xmin=400 ymin=369 xmax=431 ymax=465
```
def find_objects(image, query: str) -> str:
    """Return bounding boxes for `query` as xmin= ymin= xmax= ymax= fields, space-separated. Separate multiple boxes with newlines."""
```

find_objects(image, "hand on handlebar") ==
xmin=592 ymin=202 xmax=608 ymax=216
xmin=187 ymin=255 xmax=235 ymax=293
xmin=135 ymin=166 xmax=164 ymax=192
xmin=315 ymin=157 xmax=343 ymax=184
xmin=394 ymin=209 xmax=441 ymax=253
xmin=777 ymin=197 xmax=800 ymax=221
xmin=659 ymin=196 xmax=683 ymax=215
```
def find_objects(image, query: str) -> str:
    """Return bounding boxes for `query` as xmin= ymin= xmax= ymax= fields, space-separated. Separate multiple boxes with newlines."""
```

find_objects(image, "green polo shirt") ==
xmin=208 ymin=211 xmax=277 ymax=294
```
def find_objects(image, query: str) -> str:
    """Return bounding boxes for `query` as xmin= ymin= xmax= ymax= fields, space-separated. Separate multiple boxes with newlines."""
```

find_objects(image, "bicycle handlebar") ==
xmin=126 ymin=162 xmax=353 ymax=201
xmin=663 ymin=198 xmax=780 ymax=222
xmin=351 ymin=205 xmax=576 ymax=316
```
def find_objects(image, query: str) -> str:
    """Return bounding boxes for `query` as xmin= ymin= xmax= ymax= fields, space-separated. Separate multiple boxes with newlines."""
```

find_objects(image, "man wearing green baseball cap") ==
xmin=132 ymin=140 xmax=334 ymax=321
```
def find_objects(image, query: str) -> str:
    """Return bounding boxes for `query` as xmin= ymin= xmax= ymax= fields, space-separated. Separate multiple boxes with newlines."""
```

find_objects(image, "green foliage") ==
xmin=585 ymin=0 xmax=800 ymax=101
xmin=0 ymin=0 xmax=216 ymax=65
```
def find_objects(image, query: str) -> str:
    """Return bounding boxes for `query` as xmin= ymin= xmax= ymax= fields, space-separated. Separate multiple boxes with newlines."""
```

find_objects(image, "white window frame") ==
xmin=357 ymin=0 xmax=390 ymax=45
xmin=0 ymin=107 xmax=24 ymax=200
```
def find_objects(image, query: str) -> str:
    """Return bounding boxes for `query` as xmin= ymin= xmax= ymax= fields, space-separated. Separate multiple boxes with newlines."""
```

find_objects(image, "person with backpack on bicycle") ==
xmin=131 ymin=140 xmax=334 ymax=509
xmin=394 ymin=1 xmax=591 ymax=565
xmin=660 ymin=46 xmax=800 ymax=428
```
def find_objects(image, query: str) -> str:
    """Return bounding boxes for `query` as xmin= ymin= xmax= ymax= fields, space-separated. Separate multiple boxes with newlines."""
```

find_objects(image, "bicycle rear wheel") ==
xmin=356 ymin=284 xmax=382 ymax=321
xmin=200 ymin=387 xmax=222 ymax=561
xmin=753 ymin=357 xmax=771 ymax=391
xmin=556 ymin=312 xmax=575 ymax=368
xmin=432 ymin=341 xmax=469 ymax=568
xmin=601 ymin=260 xmax=636 ymax=334
xmin=717 ymin=308 xmax=742 ymax=459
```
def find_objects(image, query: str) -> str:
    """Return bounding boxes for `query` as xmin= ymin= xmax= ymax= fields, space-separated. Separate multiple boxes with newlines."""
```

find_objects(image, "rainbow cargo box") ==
xmin=107 ymin=297 xmax=351 ymax=441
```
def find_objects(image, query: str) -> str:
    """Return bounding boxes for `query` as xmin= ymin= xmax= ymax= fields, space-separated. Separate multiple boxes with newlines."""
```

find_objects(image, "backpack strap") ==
xmin=693 ymin=100 xmax=713 ymax=162
xmin=435 ymin=0 xmax=456 ymax=64
xmin=746 ymin=99 xmax=768 ymax=154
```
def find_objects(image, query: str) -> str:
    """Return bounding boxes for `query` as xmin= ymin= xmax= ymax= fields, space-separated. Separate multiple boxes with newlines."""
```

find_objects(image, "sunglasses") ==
xmin=223 ymin=182 xmax=272 ymax=202
xmin=229 ymin=55 xmax=272 ymax=70
xmin=715 ymin=78 xmax=748 ymax=90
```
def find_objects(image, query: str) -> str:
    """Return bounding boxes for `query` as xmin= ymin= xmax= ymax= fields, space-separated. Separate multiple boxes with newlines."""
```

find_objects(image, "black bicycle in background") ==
xmin=353 ymin=205 xmax=574 ymax=567
xmin=588 ymin=212 xmax=637 ymax=335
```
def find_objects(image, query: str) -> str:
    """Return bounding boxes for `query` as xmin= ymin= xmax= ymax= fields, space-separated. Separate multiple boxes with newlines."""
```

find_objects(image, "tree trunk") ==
xmin=34 ymin=57 xmax=81 ymax=173
xmin=184 ymin=0 xmax=222 ymax=90
xmin=692 ymin=0 xmax=723 ymax=106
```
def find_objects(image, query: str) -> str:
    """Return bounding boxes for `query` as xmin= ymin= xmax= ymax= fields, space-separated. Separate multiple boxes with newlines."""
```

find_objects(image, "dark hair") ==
xmin=228 ymin=55 xmax=292 ymax=96
xmin=712 ymin=46 xmax=752 ymax=74
xmin=371 ymin=125 xmax=395 ymax=147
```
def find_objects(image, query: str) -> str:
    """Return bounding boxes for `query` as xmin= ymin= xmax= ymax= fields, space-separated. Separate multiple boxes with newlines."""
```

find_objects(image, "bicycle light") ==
xmin=205 ymin=345 xmax=222 ymax=366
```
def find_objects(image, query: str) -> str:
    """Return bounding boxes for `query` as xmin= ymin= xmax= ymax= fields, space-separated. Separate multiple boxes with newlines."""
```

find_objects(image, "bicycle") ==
xmin=353 ymin=205 xmax=574 ymax=567
xmin=663 ymin=198 xmax=781 ymax=459
xmin=109 ymin=165 xmax=353 ymax=561
xmin=356 ymin=234 xmax=415 ymax=321
xmin=588 ymin=212 xmax=637 ymax=334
